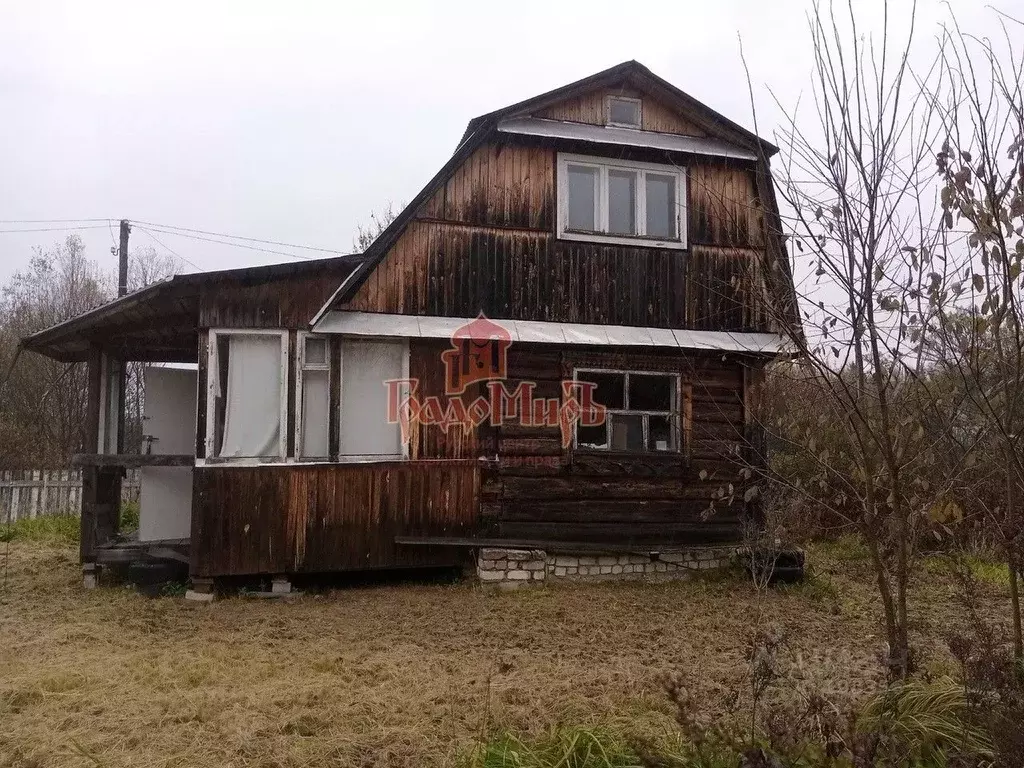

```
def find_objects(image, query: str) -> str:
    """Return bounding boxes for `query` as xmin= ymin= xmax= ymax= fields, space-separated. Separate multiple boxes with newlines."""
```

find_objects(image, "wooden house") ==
xmin=21 ymin=61 xmax=796 ymax=593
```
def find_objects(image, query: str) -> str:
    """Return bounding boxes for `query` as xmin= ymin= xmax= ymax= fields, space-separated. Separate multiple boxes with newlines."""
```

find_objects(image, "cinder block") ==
xmin=507 ymin=570 xmax=531 ymax=580
xmin=479 ymin=570 xmax=506 ymax=582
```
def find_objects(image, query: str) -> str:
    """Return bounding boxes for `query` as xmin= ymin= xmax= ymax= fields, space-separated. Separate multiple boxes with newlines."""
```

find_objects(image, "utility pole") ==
xmin=117 ymin=219 xmax=131 ymax=297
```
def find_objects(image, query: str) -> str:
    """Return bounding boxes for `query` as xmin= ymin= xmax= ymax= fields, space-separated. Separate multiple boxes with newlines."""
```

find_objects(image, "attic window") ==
xmin=557 ymin=153 xmax=686 ymax=249
xmin=606 ymin=96 xmax=641 ymax=128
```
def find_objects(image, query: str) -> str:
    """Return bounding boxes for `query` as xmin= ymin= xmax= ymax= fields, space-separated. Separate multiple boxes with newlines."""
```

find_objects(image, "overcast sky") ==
xmin=0 ymin=0 xmax=1000 ymax=285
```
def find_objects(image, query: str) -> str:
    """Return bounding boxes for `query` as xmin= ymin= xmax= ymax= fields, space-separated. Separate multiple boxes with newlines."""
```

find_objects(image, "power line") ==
xmin=133 ymin=220 xmax=348 ymax=255
xmin=0 ymin=218 xmax=111 ymax=224
xmin=139 ymin=224 xmax=315 ymax=261
xmin=0 ymin=224 xmax=111 ymax=233
xmin=134 ymin=226 xmax=202 ymax=272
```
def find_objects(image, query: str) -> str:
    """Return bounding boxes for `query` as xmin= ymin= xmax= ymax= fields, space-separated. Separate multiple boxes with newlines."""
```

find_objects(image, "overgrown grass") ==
xmin=857 ymin=676 xmax=993 ymax=763
xmin=815 ymin=534 xmax=871 ymax=562
xmin=462 ymin=729 xmax=641 ymax=768
xmin=922 ymin=553 xmax=1012 ymax=588
xmin=0 ymin=514 xmax=79 ymax=544
xmin=120 ymin=500 xmax=140 ymax=531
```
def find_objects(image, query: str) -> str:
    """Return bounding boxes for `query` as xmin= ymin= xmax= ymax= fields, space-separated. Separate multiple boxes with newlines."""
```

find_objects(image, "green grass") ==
xmin=814 ymin=534 xmax=871 ymax=562
xmin=120 ymin=500 xmax=140 ymax=531
xmin=0 ymin=514 xmax=80 ymax=544
xmin=0 ymin=501 xmax=137 ymax=545
xmin=922 ymin=553 xmax=1012 ymax=588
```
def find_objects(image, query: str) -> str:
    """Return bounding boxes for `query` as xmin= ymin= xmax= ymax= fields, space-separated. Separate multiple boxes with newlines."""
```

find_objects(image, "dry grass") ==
xmin=0 ymin=540 xmax=1010 ymax=768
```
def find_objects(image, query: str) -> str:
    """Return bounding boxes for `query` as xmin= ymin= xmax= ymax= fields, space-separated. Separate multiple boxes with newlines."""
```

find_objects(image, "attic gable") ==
xmin=531 ymin=83 xmax=708 ymax=138
xmin=460 ymin=60 xmax=776 ymax=155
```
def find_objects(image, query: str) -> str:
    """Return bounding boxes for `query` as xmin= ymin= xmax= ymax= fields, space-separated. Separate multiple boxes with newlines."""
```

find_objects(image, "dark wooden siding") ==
xmin=346 ymin=140 xmax=775 ymax=332
xmin=452 ymin=344 xmax=752 ymax=545
xmin=190 ymin=461 xmax=479 ymax=578
xmin=199 ymin=264 xmax=355 ymax=330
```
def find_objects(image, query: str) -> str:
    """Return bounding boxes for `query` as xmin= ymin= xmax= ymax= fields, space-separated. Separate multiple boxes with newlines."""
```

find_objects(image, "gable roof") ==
xmin=314 ymin=60 xmax=778 ymax=320
xmin=460 ymin=60 xmax=777 ymax=155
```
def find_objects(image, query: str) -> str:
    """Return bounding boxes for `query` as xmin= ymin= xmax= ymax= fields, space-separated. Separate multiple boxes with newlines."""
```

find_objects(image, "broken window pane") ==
xmin=648 ymin=415 xmax=676 ymax=452
xmin=567 ymin=165 xmax=598 ymax=231
xmin=577 ymin=422 xmax=608 ymax=450
xmin=578 ymin=371 xmax=625 ymax=409
xmin=630 ymin=374 xmax=674 ymax=411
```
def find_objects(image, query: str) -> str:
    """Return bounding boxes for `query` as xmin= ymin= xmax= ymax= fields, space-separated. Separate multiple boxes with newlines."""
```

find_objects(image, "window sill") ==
xmin=573 ymin=448 xmax=683 ymax=459
xmin=558 ymin=229 xmax=686 ymax=250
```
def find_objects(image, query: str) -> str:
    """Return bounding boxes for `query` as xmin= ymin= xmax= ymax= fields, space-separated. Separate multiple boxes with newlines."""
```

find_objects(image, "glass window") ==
xmin=607 ymin=170 xmax=637 ymax=235
xmin=648 ymin=415 xmax=677 ymax=452
xmin=577 ymin=422 xmax=608 ymax=450
xmin=630 ymin=374 xmax=674 ymax=411
xmin=566 ymin=165 xmax=598 ymax=231
xmin=607 ymin=97 xmax=641 ymax=127
xmin=299 ymin=336 xmax=330 ymax=458
xmin=574 ymin=369 xmax=681 ymax=454
xmin=645 ymin=174 xmax=676 ymax=239
xmin=578 ymin=371 xmax=625 ymax=410
xmin=305 ymin=337 xmax=327 ymax=366
xmin=558 ymin=154 xmax=684 ymax=246
xmin=610 ymin=414 xmax=644 ymax=451
xmin=340 ymin=341 xmax=405 ymax=458
xmin=212 ymin=333 xmax=286 ymax=458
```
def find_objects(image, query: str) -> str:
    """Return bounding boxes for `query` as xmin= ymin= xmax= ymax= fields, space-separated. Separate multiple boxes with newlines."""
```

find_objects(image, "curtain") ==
xmin=340 ymin=341 xmax=404 ymax=457
xmin=218 ymin=335 xmax=282 ymax=458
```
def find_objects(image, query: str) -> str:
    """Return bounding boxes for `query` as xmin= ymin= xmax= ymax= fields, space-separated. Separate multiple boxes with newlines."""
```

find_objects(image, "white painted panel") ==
xmin=140 ymin=468 xmax=193 ymax=541
xmin=144 ymin=366 xmax=198 ymax=456
xmin=140 ymin=366 xmax=197 ymax=542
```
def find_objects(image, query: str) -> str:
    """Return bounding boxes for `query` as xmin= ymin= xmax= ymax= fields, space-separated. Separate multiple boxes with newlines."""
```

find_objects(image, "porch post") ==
xmin=80 ymin=347 xmax=122 ymax=587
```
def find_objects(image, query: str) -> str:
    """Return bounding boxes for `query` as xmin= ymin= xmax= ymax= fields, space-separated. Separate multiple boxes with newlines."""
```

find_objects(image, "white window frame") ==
xmin=557 ymin=153 xmax=687 ymax=250
xmin=295 ymin=332 xmax=331 ymax=461
xmin=572 ymin=368 xmax=682 ymax=454
xmin=337 ymin=338 xmax=411 ymax=463
xmin=605 ymin=95 xmax=642 ymax=128
xmin=204 ymin=328 xmax=289 ymax=463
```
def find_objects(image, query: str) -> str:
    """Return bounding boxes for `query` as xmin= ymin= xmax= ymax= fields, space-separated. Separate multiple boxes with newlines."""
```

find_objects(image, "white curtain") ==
xmin=218 ymin=335 xmax=283 ymax=458
xmin=340 ymin=341 xmax=404 ymax=457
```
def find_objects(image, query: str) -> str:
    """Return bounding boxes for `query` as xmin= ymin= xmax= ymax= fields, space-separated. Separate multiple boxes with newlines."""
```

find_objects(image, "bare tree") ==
xmin=926 ymin=10 xmax=1024 ymax=662
xmin=0 ymin=236 xmax=108 ymax=466
xmin=352 ymin=203 xmax=400 ymax=252
xmin=753 ymin=0 xmax=960 ymax=678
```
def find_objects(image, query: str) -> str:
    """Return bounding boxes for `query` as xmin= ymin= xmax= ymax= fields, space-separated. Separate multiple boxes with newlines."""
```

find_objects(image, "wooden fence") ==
xmin=0 ymin=470 xmax=140 ymax=523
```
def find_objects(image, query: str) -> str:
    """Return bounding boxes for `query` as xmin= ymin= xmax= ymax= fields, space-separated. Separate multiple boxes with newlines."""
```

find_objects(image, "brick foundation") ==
xmin=476 ymin=547 xmax=738 ymax=589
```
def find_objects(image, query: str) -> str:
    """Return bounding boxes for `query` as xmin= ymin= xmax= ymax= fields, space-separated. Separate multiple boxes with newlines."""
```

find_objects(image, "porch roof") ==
xmin=313 ymin=311 xmax=789 ymax=356
xmin=20 ymin=255 xmax=362 ymax=363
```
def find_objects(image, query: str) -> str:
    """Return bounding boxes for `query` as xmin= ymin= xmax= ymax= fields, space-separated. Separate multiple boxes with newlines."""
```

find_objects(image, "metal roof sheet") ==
xmin=496 ymin=117 xmax=759 ymax=161
xmin=313 ymin=312 xmax=788 ymax=355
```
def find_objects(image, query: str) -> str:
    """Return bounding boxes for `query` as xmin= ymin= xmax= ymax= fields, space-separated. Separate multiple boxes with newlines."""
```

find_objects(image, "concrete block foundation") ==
xmin=475 ymin=547 xmax=739 ymax=588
